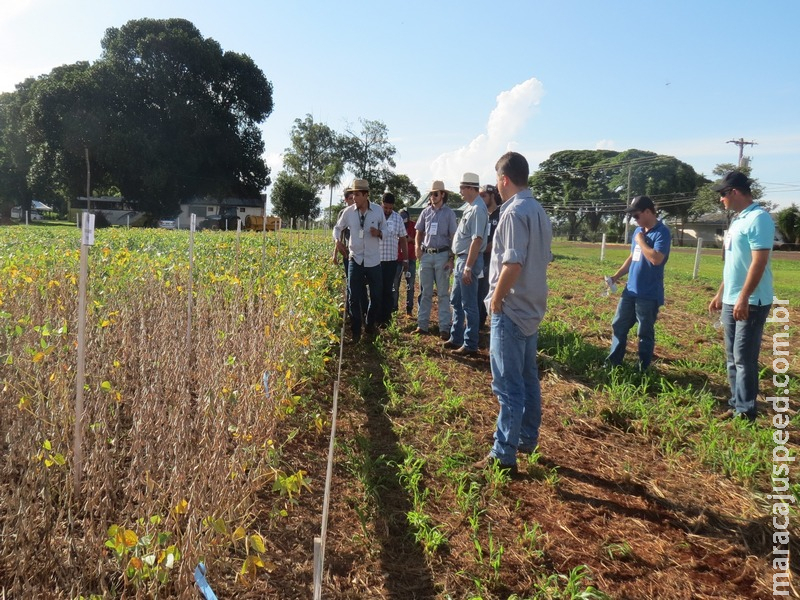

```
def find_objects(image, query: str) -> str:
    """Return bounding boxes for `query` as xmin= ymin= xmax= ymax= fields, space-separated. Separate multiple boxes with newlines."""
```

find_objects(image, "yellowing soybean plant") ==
xmin=0 ymin=225 xmax=340 ymax=598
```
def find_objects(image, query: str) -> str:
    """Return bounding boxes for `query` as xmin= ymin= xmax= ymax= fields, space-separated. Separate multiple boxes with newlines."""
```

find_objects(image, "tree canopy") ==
xmin=0 ymin=18 xmax=274 ymax=217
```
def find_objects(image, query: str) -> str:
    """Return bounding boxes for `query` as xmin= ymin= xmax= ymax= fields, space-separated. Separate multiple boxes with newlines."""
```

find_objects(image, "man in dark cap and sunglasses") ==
xmin=708 ymin=171 xmax=774 ymax=422
xmin=606 ymin=195 xmax=671 ymax=370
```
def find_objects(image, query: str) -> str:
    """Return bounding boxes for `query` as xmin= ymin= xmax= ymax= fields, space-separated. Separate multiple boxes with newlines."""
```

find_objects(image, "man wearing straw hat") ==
xmin=333 ymin=179 xmax=385 ymax=343
xmin=414 ymin=181 xmax=458 ymax=339
xmin=444 ymin=172 xmax=488 ymax=355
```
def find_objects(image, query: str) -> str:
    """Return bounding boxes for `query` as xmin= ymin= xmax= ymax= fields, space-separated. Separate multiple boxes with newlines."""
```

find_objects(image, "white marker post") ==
xmin=187 ymin=214 xmax=196 ymax=349
xmin=600 ymin=233 xmax=607 ymax=262
xmin=74 ymin=212 xmax=95 ymax=499
xmin=692 ymin=237 xmax=703 ymax=279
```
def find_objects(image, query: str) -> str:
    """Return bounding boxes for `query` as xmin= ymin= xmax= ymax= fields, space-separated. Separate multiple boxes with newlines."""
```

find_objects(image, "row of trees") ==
xmin=528 ymin=149 xmax=771 ymax=244
xmin=0 ymin=18 xmax=273 ymax=219
xmin=269 ymin=115 xmax=420 ymax=225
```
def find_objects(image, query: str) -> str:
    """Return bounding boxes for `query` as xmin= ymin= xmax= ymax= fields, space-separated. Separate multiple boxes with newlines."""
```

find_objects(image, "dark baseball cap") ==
xmin=711 ymin=171 xmax=751 ymax=193
xmin=625 ymin=195 xmax=655 ymax=213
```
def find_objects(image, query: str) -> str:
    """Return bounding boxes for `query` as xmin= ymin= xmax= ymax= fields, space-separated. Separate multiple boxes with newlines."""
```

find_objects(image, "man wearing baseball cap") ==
xmin=606 ymin=195 xmax=671 ymax=371
xmin=708 ymin=171 xmax=774 ymax=422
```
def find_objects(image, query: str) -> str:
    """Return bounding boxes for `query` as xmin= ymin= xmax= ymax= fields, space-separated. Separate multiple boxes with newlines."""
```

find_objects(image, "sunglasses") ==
xmin=431 ymin=191 xmax=441 ymax=197
xmin=718 ymin=188 xmax=733 ymax=198
xmin=631 ymin=213 xmax=642 ymax=220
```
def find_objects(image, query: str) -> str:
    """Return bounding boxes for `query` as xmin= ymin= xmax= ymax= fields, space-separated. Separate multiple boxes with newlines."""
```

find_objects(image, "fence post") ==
xmin=692 ymin=237 xmax=703 ymax=279
xmin=600 ymin=233 xmax=606 ymax=262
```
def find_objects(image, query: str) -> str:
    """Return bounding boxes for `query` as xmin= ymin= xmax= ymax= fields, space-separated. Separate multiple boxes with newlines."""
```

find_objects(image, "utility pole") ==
xmin=726 ymin=138 xmax=757 ymax=168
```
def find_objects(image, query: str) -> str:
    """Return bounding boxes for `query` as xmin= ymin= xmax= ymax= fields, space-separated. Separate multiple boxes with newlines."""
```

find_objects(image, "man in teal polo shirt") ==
xmin=709 ymin=171 xmax=774 ymax=422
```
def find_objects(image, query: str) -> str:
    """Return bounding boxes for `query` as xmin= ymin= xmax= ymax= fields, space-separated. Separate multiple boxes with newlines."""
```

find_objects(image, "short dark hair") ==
xmin=495 ymin=151 xmax=529 ymax=187
xmin=382 ymin=192 xmax=395 ymax=204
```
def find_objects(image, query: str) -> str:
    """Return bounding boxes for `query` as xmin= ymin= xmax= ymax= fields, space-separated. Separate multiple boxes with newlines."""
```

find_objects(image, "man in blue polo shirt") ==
xmin=709 ymin=171 xmax=774 ymax=422
xmin=606 ymin=195 xmax=671 ymax=370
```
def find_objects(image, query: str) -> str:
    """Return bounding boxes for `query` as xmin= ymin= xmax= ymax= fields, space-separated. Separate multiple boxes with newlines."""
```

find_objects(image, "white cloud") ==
xmin=595 ymin=139 xmax=616 ymax=150
xmin=428 ymin=77 xmax=544 ymax=188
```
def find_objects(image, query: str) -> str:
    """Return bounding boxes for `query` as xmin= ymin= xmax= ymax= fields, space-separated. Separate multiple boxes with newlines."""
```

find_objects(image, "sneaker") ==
xmin=442 ymin=340 xmax=459 ymax=349
xmin=472 ymin=455 xmax=517 ymax=475
xmin=453 ymin=346 xmax=478 ymax=355
xmin=718 ymin=408 xmax=755 ymax=423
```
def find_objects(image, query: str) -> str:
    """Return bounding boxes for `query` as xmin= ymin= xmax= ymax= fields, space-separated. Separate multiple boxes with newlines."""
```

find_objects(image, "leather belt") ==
xmin=424 ymin=246 xmax=450 ymax=254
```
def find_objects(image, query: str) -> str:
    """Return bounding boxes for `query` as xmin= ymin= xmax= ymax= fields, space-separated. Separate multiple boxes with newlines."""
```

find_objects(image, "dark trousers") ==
xmin=348 ymin=259 xmax=382 ymax=335
xmin=380 ymin=260 xmax=401 ymax=323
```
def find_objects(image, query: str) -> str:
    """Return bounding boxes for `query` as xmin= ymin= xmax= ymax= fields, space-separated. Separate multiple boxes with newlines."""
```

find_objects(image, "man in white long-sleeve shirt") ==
xmin=333 ymin=179 xmax=385 ymax=343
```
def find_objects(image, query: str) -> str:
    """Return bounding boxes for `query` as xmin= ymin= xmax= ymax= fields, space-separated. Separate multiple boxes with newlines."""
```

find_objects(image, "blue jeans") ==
xmin=490 ymin=312 xmax=541 ymax=465
xmin=418 ymin=251 xmax=452 ymax=331
xmin=477 ymin=253 xmax=491 ymax=327
xmin=607 ymin=289 xmax=660 ymax=370
xmin=347 ymin=260 xmax=382 ymax=336
xmin=722 ymin=302 xmax=771 ymax=420
xmin=449 ymin=254 xmax=483 ymax=350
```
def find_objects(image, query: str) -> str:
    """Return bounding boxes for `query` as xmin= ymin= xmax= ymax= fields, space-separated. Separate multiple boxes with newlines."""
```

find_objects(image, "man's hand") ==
xmin=708 ymin=293 xmax=722 ymax=313
xmin=490 ymin=295 xmax=503 ymax=314
xmin=462 ymin=266 xmax=473 ymax=286
xmin=733 ymin=296 xmax=750 ymax=321
xmin=369 ymin=226 xmax=381 ymax=238
xmin=444 ymin=257 xmax=453 ymax=272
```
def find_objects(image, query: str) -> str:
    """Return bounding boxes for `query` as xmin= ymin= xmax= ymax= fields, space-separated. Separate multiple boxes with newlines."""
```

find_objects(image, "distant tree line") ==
xmin=0 ymin=18 xmax=273 ymax=219
xmin=528 ymin=150 xmax=774 ymax=245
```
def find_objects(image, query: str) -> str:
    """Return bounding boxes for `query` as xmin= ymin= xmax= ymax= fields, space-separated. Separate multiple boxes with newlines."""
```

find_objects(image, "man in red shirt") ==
xmin=398 ymin=209 xmax=417 ymax=316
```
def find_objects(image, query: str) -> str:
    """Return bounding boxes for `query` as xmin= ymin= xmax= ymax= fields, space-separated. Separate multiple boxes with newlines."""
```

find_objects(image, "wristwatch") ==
xmin=464 ymin=266 xmax=471 ymax=272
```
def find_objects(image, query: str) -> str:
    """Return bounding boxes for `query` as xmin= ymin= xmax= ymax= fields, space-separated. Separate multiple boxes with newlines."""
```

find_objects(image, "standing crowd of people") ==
xmin=332 ymin=158 xmax=774 ymax=473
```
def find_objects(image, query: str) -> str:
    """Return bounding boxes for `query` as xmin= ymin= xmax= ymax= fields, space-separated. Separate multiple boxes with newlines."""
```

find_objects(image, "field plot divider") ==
xmin=313 ymin=281 xmax=349 ymax=599
xmin=74 ymin=212 xmax=95 ymax=499
xmin=187 ymin=215 xmax=196 ymax=349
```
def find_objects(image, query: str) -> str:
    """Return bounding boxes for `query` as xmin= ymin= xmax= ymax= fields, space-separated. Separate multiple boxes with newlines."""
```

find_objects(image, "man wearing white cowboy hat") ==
xmin=333 ymin=179 xmax=386 ymax=343
xmin=414 ymin=180 xmax=458 ymax=338
xmin=444 ymin=172 xmax=489 ymax=354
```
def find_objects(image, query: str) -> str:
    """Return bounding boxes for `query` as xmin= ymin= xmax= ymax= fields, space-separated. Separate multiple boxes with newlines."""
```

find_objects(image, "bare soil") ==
xmin=239 ymin=280 xmax=798 ymax=599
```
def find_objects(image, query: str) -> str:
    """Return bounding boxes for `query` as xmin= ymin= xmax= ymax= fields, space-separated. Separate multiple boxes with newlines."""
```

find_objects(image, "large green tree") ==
xmin=283 ymin=115 xmax=338 ymax=193
xmin=3 ymin=18 xmax=273 ymax=218
xmin=340 ymin=119 xmax=396 ymax=191
xmin=270 ymin=171 xmax=319 ymax=225
xmin=529 ymin=149 xmax=618 ymax=240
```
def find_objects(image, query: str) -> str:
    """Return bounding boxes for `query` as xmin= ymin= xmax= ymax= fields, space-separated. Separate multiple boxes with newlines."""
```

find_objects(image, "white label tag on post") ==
xmin=190 ymin=213 xmax=197 ymax=232
xmin=81 ymin=212 xmax=95 ymax=246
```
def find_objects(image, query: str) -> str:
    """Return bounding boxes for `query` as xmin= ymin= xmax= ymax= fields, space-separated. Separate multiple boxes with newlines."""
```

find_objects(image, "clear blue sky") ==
xmin=3 ymin=0 xmax=799 ymax=211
